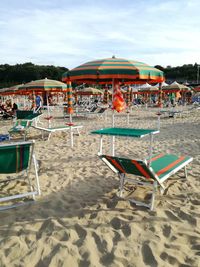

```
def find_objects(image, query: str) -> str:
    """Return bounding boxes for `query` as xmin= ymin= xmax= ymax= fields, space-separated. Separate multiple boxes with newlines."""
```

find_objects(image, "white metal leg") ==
xmin=98 ymin=135 xmax=103 ymax=155
xmin=111 ymin=136 xmax=115 ymax=156
xmin=148 ymin=134 xmax=153 ymax=166
xmin=70 ymin=127 xmax=73 ymax=148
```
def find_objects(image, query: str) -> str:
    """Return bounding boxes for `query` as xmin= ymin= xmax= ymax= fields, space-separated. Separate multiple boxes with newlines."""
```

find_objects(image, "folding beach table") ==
xmin=91 ymin=127 xmax=159 ymax=165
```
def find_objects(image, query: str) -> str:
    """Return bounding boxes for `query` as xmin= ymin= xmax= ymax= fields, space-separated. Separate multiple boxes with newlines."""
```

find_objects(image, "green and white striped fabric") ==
xmin=101 ymin=153 xmax=193 ymax=181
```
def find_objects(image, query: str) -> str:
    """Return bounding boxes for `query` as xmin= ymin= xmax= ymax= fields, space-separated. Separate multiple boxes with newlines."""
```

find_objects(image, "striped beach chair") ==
xmin=9 ymin=111 xmax=43 ymax=141
xmin=100 ymin=154 xmax=193 ymax=210
xmin=0 ymin=140 xmax=41 ymax=210
xmin=9 ymin=120 xmax=33 ymax=141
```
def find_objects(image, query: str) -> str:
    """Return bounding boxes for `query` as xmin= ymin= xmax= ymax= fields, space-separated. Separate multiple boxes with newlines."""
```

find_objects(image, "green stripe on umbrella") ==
xmin=62 ymin=57 xmax=164 ymax=84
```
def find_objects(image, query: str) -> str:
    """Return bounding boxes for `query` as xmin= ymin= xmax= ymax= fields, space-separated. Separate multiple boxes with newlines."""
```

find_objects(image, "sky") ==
xmin=0 ymin=0 xmax=199 ymax=69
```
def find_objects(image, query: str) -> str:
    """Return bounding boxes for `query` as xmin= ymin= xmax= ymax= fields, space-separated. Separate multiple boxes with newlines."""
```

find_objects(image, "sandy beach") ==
xmin=0 ymin=107 xmax=200 ymax=267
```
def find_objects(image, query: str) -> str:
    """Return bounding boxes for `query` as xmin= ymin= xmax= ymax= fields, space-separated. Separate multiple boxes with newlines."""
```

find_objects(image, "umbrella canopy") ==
xmin=0 ymin=84 xmax=25 ymax=95
xmin=62 ymin=57 xmax=165 ymax=84
xmin=155 ymin=81 xmax=168 ymax=87
xmin=138 ymin=82 xmax=152 ymax=89
xmin=19 ymin=78 xmax=67 ymax=92
xmin=75 ymin=87 xmax=103 ymax=95
xmin=138 ymin=86 xmax=159 ymax=94
xmin=193 ymin=86 xmax=200 ymax=92
xmin=162 ymin=81 xmax=190 ymax=92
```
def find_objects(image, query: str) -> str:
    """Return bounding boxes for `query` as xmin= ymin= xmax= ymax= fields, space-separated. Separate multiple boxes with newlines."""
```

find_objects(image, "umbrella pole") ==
xmin=46 ymin=92 xmax=51 ymax=127
xmin=127 ymin=111 xmax=130 ymax=126
xmin=69 ymin=114 xmax=72 ymax=124
xmin=112 ymin=78 xmax=115 ymax=127
xmin=111 ymin=78 xmax=115 ymax=156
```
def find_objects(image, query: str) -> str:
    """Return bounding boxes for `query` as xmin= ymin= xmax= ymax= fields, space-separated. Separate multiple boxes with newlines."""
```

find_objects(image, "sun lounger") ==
xmin=16 ymin=110 xmax=42 ymax=126
xmin=74 ymin=106 xmax=98 ymax=116
xmin=0 ymin=140 xmax=41 ymax=210
xmin=159 ymin=109 xmax=182 ymax=118
xmin=9 ymin=112 xmax=43 ymax=140
xmin=92 ymin=107 xmax=107 ymax=117
xmin=32 ymin=125 xmax=83 ymax=146
xmin=9 ymin=120 xmax=33 ymax=141
xmin=100 ymin=153 xmax=193 ymax=210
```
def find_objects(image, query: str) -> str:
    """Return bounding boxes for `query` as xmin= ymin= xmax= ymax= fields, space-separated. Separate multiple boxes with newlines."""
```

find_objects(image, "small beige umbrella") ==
xmin=76 ymin=87 xmax=103 ymax=95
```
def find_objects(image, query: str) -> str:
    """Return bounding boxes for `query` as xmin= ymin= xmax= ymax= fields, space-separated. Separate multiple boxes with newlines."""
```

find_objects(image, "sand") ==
xmin=0 ymin=106 xmax=200 ymax=267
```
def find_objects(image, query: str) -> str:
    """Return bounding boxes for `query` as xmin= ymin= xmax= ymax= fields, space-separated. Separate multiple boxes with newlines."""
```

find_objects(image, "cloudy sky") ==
xmin=0 ymin=0 xmax=199 ymax=69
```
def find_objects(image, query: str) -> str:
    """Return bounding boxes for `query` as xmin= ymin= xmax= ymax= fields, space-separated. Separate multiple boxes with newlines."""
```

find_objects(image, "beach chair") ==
xmin=74 ymin=105 xmax=99 ymax=117
xmin=100 ymin=153 xmax=193 ymax=210
xmin=16 ymin=110 xmax=42 ymax=126
xmin=32 ymin=125 xmax=83 ymax=146
xmin=159 ymin=109 xmax=182 ymax=118
xmin=9 ymin=120 xmax=33 ymax=141
xmin=9 ymin=111 xmax=43 ymax=140
xmin=85 ymin=107 xmax=107 ymax=119
xmin=0 ymin=140 xmax=41 ymax=210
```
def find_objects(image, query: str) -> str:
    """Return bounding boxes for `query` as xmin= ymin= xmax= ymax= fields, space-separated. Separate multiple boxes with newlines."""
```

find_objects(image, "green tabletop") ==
xmin=91 ymin=127 xmax=159 ymax=138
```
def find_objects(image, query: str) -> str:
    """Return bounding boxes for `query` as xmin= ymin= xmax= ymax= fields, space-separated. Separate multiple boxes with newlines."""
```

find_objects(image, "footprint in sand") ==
xmin=74 ymin=223 xmax=87 ymax=247
xmin=160 ymin=252 xmax=179 ymax=265
xmin=162 ymin=224 xmax=171 ymax=238
xmin=100 ymin=251 xmax=114 ymax=266
xmin=141 ymin=242 xmax=158 ymax=267
xmin=92 ymin=232 xmax=108 ymax=254
xmin=178 ymin=210 xmax=197 ymax=226
xmin=121 ymin=224 xmax=131 ymax=237
xmin=110 ymin=217 xmax=121 ymax=230
xmin=164 ymin=210 xmax=181 ymax=222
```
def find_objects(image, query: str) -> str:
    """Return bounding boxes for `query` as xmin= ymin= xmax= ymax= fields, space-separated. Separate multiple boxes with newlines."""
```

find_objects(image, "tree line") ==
xmin=0 ymin=62 xmax=68 ymax=89
xmin=0 ymin=62 xmax=199 ymax=89
xmin=155 ymin=63 xmax=199 ymax=85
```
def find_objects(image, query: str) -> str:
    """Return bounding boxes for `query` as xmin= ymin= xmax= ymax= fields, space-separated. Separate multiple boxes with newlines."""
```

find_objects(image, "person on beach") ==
xmin=35 ymin=94 xmax=43 ymax=112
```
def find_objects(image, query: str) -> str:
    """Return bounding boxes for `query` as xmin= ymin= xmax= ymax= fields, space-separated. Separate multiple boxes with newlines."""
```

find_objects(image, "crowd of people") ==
xmin=0 ymin=99 xmax=18 ymax=119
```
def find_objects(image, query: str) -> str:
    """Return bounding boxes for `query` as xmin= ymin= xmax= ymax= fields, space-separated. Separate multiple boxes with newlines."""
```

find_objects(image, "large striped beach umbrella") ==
xmin=62 ymin=56 xmax=165 ymax=123
xmin=62 ymin=56 xmax=164 ymax=84
xmin=162 ymin=81 xmax=190 ymax=93
xmin=19 ymin=78 xmax=67 ymax=92
xmin=19 ymin=78 xmax=67 ymax=121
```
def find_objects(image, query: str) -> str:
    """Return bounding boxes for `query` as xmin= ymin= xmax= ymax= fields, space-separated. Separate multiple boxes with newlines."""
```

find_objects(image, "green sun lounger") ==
xmin=9 ymin=112 xmax=43 ymax=140
xmin=100 ymin=153 xmax=193 ymax=210
xmin=9 ymin=120 xmax=33 ymax=141
xmin=0 ymin=140 xmax=41 ymax=210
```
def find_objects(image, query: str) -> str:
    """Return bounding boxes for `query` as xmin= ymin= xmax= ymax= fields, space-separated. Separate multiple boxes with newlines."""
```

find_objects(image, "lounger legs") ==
xmin=118 ymin=174 xmax=157 ymax=210
xmin=184 ymin=166 xmax=188 ymax=179
xmin=119 ymin=173 xmax=125 ymax=197
xmin=33 ymin=154 xmax=41 ymax=196
xmin=150 ymin=181 xmax=157 ymax=211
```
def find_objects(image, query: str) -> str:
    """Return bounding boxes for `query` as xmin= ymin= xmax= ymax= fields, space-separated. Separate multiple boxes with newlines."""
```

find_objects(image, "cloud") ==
xmin=0 ymin=0 xmax=199 ymax=68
